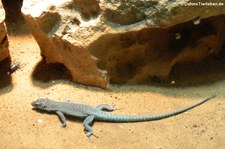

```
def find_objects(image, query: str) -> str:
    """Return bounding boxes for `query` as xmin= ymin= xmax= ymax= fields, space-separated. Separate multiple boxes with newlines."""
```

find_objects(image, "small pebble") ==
xmin=171 ymin=80 xmax=175 ymax=84
xmin=192 ymin=16 xmax=201 ymax=25
xmin=37 ymin=118 xmax=43 ymax=123
xmin=175 ymin=33 xmax=181 ymax=39
xmin=192 ymin=123 xmax=198 ymax=128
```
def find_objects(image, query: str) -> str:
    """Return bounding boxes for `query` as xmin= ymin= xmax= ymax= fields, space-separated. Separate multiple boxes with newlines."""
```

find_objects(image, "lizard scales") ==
xmin=31 ymin=93 xmax=216 ymax=137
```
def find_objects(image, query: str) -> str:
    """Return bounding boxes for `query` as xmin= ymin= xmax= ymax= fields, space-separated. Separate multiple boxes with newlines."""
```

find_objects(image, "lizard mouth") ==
xmin=31 ymin=101 xmax=37 ymax=107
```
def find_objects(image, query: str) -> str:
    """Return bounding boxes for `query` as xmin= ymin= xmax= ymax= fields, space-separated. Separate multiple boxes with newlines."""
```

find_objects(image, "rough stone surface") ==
xmin=22 ymin=0 xmax=225 ymax=88
xmin=0 ymin=1 xmax=9 ymax=62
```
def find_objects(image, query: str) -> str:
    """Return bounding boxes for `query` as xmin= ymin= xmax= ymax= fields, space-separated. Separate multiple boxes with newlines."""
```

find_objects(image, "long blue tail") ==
xmin=96 ymin=93 xmax=216 ymax=122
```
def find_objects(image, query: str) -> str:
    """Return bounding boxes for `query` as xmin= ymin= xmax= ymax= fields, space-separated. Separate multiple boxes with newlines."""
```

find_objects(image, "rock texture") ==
xmin=22 ymin=0 xmax=225 ymax=88
xmin=1 ymin=0 xmax=23 ymax=23
xmin=0 ymin=1 xmax=9 ymax=62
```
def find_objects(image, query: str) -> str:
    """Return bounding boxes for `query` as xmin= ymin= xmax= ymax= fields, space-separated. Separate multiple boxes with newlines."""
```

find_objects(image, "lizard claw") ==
xmin=61 ymin=123 xmax=67 ymax=128
xmin=86 ymin=132 xmax=93 ymax=137
xmin=86 ymin=132 xmax=98 ymax=138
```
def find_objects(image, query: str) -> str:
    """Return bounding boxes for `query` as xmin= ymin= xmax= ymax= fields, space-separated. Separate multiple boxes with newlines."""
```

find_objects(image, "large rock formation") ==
xmin=22 ymin=0 xmax=225 ymax=88
xmin=0 ymin=1 xmax=9 ymax=62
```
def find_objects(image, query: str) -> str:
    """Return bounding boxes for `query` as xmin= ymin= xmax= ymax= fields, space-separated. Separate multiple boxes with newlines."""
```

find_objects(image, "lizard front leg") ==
xmin=56 ymin=111 xmax=67 ymax=127
xmin=83 ymin=115 xmax=96 ymax=137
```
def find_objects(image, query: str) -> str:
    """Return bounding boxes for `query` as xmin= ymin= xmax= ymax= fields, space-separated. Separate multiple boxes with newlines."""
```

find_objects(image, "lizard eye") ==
xmin=31 ymin=102 xmax=40 ymax=107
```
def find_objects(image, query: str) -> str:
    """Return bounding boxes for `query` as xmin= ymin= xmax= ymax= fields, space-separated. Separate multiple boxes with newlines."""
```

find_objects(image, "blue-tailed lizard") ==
xmin=31 ymin=93 xmax=216 ymax=137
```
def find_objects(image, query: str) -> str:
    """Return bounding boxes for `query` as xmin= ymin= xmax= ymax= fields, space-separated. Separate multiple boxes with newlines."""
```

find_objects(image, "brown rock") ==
xmin=22 ymin=0 xmax=225 ymax=88
xmin=0 ymin=2 xmax=9 ymax=62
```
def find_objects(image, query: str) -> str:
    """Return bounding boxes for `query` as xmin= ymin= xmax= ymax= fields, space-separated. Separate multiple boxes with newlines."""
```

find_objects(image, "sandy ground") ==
xmin=0 ymin=20 xmax=225 ymax=149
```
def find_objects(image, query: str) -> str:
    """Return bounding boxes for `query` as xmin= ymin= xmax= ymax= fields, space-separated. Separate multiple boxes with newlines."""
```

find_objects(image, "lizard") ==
xmin=31 ymin=93 xmax=216 ymax=137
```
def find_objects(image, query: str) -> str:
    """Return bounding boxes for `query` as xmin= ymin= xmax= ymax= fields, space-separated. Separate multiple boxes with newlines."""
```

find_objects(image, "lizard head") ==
xmin=31 ymin=98 xmax=52 ymax=111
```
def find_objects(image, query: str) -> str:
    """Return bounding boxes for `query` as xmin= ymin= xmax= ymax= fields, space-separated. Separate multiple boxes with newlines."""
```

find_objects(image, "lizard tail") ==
xmin=96 ymin=93 xmax=216 ymax=122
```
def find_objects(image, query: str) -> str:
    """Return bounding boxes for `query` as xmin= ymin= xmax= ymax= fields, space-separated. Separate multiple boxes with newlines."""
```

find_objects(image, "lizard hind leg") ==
xmin=83 ymin=115 xmax=97 ymax=138
xmin=95 ymin=104 xmax=115 ymax=112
